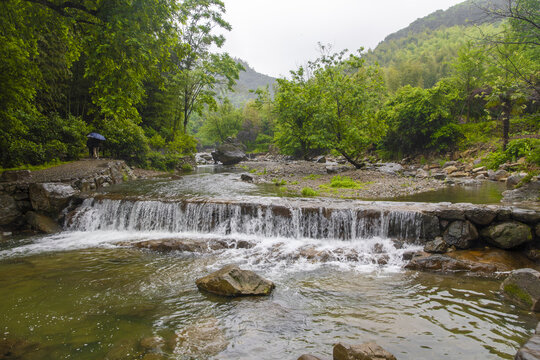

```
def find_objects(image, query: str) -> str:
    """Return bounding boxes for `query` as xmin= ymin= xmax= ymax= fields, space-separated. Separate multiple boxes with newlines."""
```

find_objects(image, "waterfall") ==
xmin=68 ymin=198 xmax=436 ymax=242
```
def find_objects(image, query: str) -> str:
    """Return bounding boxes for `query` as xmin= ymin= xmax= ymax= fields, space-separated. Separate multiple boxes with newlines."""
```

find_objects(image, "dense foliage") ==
xmin=1 ymin=0 xmax=538 ymax=172
xmin=0 ymin=0 xmax=240 ymax=169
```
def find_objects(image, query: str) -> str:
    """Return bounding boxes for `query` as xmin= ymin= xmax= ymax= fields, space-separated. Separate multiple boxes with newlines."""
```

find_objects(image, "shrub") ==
xmin=301 ymin=187 xmax=319 ymax=197
xmin=101 ymin=119 xmax=149 ymax=165
xmin=181 ymin=163 xmax=193 ymax=172
xmin=379 ymin=84 xmax=457 ymax=156
xmin=1 ymin=112 xmax=87 ymax=167
xmin=430 ymin=123 xmax=463 ymax=152
xmin=483 ymin=139 xmax=540 ymax=169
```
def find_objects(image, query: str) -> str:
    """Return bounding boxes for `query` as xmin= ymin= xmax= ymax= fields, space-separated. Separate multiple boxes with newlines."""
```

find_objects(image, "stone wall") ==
xmin=0 ymin=161 xmax=134 ymax=233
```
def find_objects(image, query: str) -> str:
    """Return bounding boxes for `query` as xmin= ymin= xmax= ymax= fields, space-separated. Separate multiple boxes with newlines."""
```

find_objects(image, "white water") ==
xmin=68 ymin=198 xmax=429 ymax=240
xmin=0 ymin=197 xmax=425 ymax=273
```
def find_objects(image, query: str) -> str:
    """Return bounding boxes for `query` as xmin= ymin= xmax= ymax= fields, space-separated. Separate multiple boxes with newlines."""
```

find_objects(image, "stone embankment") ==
xmin=0 ymin=160 xmax=135 ymax=234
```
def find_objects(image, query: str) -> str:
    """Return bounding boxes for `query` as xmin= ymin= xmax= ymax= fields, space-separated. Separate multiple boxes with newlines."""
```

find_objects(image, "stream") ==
xmin=0 ymin=166 xmax=537 ymax=359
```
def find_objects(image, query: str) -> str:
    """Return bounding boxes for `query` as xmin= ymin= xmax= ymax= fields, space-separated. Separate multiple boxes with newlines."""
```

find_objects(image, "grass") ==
xmin=320 ymin=175 xmax=370 ymax=190
xmin=303 ymin=174 xmax=322 ymax=180
xmin=272 ymin=178 xmax=287 ymax=186
xmin=301 ymin=187 xmax=319 ymax=197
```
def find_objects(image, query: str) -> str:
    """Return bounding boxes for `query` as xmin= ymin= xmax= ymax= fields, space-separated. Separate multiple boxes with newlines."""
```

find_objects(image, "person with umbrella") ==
xmin=87 ymin=132 xmax=106 ymax=159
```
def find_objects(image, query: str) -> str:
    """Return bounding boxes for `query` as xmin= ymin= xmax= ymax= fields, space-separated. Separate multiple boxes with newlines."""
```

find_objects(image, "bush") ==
xmin=379 ymin=84 xmax=457 ymax=156
xmin=301 ymin=187 xmax=319 ymax=197
xmin=483 ymin=138 xmax=540 ymax=169
xmin=430 ymin=123 xmax=463 ymax=152
xmin=101 ymin=119 xmax=149 ymax=165
xmin=181 ymin=163 xmax=193 ymax=172
xmin=1 ymin=112 xmax=88 ymax=167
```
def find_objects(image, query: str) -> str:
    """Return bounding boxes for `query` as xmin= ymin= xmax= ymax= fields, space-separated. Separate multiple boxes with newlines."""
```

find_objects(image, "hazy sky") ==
xmin=220 ymin=0 xmax=465 ymax=77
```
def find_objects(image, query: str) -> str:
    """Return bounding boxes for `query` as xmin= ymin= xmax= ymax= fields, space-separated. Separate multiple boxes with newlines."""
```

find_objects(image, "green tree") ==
xmin=169 ymin=0 xmax=243 ymax=137
xmin=273 ymin=66 xmax=323 ymax=159
xmin=379 ymin=83 xmax=460 ymax=156
xmin=310 ymin=47 xmax=386 ymax=168
xmin=448 ymin=41 xmax=488 ymax=122
xmin=198 ymin=99 xmax=242 ymax=144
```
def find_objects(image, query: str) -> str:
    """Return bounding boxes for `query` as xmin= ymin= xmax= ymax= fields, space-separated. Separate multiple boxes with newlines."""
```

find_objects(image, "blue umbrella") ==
xmin=87 ymin=132 xmax=106 ymax=141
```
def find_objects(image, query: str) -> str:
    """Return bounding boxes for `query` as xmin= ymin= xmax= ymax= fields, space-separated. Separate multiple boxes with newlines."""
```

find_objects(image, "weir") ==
xmin=68 ymin=197 xmax=438 ymax=242
xmin=67 ymin=196 xmax=539 ymax=244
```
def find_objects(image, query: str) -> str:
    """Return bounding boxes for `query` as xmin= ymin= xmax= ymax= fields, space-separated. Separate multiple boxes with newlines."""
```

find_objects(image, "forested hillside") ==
xmin=383 ymin=0 xmax=505 ymax=41
xmin=227 ymin=59 xmax=276 ymax=107
xmin=365 ymin=0 xmax=505 ymax=91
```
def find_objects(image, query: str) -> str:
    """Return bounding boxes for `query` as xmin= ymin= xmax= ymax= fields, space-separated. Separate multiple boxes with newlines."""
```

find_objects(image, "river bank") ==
xmin=0 ymin=159 xmax=136 ymax=235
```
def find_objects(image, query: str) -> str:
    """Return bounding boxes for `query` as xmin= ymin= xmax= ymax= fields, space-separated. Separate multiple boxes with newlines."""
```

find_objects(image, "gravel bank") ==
xmin=240 ymin=160 xmax=447 ymax=199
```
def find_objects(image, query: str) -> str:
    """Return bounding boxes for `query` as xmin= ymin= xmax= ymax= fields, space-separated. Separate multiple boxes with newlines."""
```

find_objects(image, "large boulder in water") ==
xmin=29 ymin=182 xmax=78 ymax=216
xmin=480 ymin=221 xmax=533 ymax=249
xmin=501 ymin=268 xmax=540 ymax=311
xmin=333 ymin=342 xmax=396 ymax=360
xmin=0 ymin=194 xmax=21 ymax=226
xmin=196 ymin=264 xmax=275 ymax=297
xmin=211 ymin=138 xmax=247 ymax=165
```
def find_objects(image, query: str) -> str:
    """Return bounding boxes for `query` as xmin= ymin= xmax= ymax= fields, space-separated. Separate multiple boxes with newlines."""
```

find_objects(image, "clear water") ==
xmin=388 ymin=181 xmax=506 ymax=204
xmin=0 ymin=167 xmax=535 ymax=359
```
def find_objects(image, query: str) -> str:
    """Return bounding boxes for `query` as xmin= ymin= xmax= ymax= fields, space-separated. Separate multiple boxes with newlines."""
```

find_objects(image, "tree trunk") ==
xmin=502 ymin=96 xmax=511 ymax=151
xmin=338 ymin=149 xmax=365 ymax=169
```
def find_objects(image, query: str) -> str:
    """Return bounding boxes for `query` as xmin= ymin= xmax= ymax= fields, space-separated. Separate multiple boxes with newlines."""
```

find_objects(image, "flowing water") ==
xmin=0 ymin=167 xmax=537 ymax=359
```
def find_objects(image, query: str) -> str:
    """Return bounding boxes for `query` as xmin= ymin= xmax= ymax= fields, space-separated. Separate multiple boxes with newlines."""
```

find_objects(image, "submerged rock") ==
xmin=501 ymin=268 xmax=540 ymax=311
xmin=424 ymin=237 xmax=448 ymax=253
xmin=0 ymin=338 xmax=40 ymax=359
xmin=516 ymin=323 xmax=540 ymax=360
xmin=175 ymin=318 xmax=228 ymax=358
xmin=297 ymin=355 xmax=323 ymax=360
xmin=196 ymin=264 xmax=275 ymax=297
xmin=405 ymin=253 xmax=497 ymax=274
xmin=333 ymin=342 xmax=396 ymax=360
xmin=405 ymin=249 xmax=535 ymax=276
xmin=481 ymin=221 xmax=533 ymax=249
xmin=128 ymin=238 xmax=253 ymax=253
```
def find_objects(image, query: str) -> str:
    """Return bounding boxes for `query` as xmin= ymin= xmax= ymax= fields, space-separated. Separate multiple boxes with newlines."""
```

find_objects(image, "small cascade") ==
xmin=68 ymin=198 xmax=437 ymax=242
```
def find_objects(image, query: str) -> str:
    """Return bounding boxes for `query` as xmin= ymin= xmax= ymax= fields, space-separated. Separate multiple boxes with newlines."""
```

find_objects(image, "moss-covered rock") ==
xmin=500 ymin=268 xmax=540 ymax=311
xmin=481 ymin=221 xmax=533 ymax=249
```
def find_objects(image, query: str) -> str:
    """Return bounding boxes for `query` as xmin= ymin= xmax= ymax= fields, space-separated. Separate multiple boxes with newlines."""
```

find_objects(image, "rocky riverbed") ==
xmin=239 ymin=160 xmax=450 ymax=199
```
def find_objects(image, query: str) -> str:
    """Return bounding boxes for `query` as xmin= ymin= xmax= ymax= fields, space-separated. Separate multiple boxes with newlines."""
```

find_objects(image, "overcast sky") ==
xmin=220 ymin=0 xmax=465 ymax=78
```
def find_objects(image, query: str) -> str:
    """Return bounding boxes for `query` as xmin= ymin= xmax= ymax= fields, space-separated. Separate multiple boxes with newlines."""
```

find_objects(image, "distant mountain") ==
xmin=383 ymin=0 xmax=505 ymax=42
xmin=365 ymin=0 xmax=506 ymax=91
xmin=226 ymin=59 xmax=276 ymax=107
